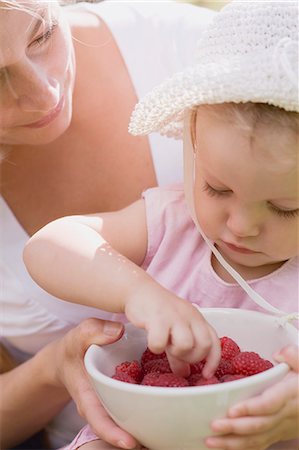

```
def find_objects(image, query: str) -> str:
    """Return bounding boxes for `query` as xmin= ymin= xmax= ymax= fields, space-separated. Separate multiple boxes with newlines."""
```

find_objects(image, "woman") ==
xmin=0 ymin=0 xmax=215 ymax=448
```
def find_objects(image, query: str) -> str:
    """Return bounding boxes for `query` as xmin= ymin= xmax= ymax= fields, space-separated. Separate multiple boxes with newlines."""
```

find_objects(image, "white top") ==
xmin=0 ymin=2 xmax=215 ymax=447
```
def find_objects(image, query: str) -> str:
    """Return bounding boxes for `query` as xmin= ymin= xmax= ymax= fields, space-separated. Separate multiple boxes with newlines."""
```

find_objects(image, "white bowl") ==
xmin=85 ymin=308 xmax=298 ymax=450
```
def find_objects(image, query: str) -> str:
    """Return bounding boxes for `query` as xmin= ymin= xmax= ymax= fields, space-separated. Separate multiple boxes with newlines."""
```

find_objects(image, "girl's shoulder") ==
xmin=142 ymin=184 xmax=188 ymax=218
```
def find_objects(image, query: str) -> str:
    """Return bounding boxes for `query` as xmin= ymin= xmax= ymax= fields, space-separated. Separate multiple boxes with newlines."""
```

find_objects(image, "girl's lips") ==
xmin=223 ymin=242 xmax=258 ymax=254
xmin=24 ymin=95 xmax=65 ymax=128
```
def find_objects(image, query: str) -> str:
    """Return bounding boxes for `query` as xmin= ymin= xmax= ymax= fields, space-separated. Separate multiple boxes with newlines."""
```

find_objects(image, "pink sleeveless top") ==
xmin=141 ymin=185 xmax=298 ymax=318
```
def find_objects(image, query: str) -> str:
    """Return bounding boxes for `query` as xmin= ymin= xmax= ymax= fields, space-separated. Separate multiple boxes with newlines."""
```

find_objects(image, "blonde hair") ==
xmin=190 ymin=103 xmax=299 ymax=157
xmin=0 ymin=0 xmax=55 ymax=18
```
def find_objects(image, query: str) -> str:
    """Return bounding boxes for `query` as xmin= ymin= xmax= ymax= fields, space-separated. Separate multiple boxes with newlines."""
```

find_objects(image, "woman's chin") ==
xmin=2 ymin=107 xmax=72 ymax=147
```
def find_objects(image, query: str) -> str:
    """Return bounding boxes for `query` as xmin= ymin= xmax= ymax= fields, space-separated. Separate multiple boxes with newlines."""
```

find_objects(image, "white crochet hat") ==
xmin=129 ymin=1 xmax=299 ymax=139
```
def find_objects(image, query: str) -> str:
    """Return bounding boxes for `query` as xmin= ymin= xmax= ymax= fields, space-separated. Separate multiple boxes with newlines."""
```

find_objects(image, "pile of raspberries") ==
xmin=111 ymin=336 xmax=273 ymax=387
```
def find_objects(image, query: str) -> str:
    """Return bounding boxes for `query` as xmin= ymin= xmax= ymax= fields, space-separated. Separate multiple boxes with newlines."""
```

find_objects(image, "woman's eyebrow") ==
xmin=27 ymin=9 xmax=47 ymax=39
xmin=0 ymin=9 xmax=47 ymax=71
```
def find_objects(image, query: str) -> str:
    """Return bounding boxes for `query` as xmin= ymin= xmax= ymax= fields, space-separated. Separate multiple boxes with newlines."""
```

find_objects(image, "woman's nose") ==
xmin=13 ymin=62 xmax=60 ymax=113
xmin=226 ymin=206 xmax=260 ymax=238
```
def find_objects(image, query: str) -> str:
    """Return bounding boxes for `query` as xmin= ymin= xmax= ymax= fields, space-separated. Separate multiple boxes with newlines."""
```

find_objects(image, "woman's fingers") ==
xmin=74 ymin=382 xmax=138 ymax=449
xmin=57 ymin=319 xmax=138 ymax=449
xmin=71 ymin=318 xmax=125 ymax=356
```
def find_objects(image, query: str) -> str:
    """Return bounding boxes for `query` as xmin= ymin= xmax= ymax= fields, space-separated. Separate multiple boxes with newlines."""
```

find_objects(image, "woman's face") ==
xmin=0 ymin=0 xmax=75 ymax=146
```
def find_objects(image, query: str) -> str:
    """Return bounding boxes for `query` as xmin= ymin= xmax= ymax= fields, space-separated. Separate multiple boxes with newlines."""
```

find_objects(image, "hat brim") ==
xmin=129 ymin=49 xmax=299 ymax=140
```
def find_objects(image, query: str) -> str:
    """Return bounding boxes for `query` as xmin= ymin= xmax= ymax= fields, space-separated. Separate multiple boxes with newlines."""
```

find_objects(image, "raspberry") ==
xmin=141 ymin=347 xmax=167 ymax=369
xmin=141 ymin=372 xmax=189 ymax=387
xmin=220 ymin=336 xmax=240 ymax=361
xmin=187 ymin=372 xmax=203 ymax=386
xmin=215 ymin=358 xmax=235 ymax=379
xmin=220 ymin=374 xmax=246 ymax=383
xmin=192 ymin=375 xmax=219 ymax=386
xmin=143 ymin=358 xmax=172 ymax=375
xmin=111 ymin=336 xmax=275 ymax=388
xmin=189 ymin=361 xmax=205 ymax=375
xmin=115 ymin=360 xmax=143 ymax=382
xmin=112 ymin=372 xmax=138 ymax=384
xmin=232 ymin=352 xmax=274 ymax=376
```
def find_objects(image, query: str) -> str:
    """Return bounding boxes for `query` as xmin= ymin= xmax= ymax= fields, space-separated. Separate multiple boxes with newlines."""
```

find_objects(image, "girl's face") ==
xmin=0 ymin=0 xmax=75 ymax=146
xmin=192 ymin=108 xmax=298 ymax=273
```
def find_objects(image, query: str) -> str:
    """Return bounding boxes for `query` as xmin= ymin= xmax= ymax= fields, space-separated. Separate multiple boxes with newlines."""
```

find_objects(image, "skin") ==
xmin=0 ymin=0 xmax=156 ymax=447
xmin=23 ymin=207 xmax=221 ymax=378
xmin=192 ymin=107 xmax=299 ymax=282
xmin=23 ymin=106 xmax=298 ymax=449
xmin=0 ymin=318 xmax=140 ymax=450
xmin=0 ymin=0 xmax=155 ymax=236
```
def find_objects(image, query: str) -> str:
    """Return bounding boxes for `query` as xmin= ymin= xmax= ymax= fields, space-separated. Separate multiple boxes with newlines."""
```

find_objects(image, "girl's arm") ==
xmin=23 ymin=200 xmax=221 ymax=377
xmin=0 ymin=318 xmax=138 ymax=450
xmin=24 ymin=200 xmax=149 ymax=314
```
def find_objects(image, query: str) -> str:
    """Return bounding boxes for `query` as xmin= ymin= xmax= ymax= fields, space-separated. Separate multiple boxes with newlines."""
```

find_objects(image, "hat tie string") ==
xmin=183 ymin=113 xmax=298 ymax=326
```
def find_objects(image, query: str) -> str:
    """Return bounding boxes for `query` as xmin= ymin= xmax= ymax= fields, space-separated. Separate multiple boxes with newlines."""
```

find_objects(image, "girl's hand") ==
xmin=205 ymin=345 xmax=299 ymax=450
xmin=54 ymin=318 xmax=139 ymax=450
xmin=125 ymin=285 xmax=221 ymax=378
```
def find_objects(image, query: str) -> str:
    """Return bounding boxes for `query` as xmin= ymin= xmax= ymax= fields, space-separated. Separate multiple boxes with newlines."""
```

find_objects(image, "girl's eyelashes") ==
xmin=268 ymin=203 xmax=299 ymax=219
xmin=30 ymin=21 xmax=58 ymax=48
xmin=203 ymin=182 xmax=299 ymax=219
xmin=203 ymin=182 xmax=231 ymax=198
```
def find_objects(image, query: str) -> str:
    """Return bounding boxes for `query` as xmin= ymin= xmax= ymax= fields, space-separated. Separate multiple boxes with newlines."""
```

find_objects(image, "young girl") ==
xmin=24 ymin=2 xmax=298 ymax=449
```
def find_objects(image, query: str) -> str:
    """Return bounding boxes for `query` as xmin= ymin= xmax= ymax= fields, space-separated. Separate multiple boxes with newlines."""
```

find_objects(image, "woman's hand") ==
xmin=53 ymin=318 xmax=139 ymax=450
xmin=205 ymin=345 xmax=299 ymax=450
xmin=125 ymin=285 xmax=221 ymax=378
xmin=0 ymin=319 xmax=138 ymax=449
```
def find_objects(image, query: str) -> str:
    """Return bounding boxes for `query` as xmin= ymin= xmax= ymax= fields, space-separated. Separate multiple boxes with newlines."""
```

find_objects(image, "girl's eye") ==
xmin=268 ymin=203 xmax=299 ymax=219
xmin=30 ymin=22 xmax=58 ymax=48
xmin=203 ymin=182 xmax=231 ymax=198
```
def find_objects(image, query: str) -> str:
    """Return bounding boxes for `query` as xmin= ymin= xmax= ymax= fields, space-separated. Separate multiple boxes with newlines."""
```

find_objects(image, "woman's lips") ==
xmin=223 ymin=242 xmax=258 ymax=254
xmin=24 ymin=95 xmax=65 ymax=128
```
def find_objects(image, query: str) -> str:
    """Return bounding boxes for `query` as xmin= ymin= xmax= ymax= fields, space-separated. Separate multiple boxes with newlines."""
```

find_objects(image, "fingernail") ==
xmin=117 ymin=441 xmax=131 ymax=449
xmin=273 ymin=352 xmax=285 ymax=363
xmin=229 ymin=406 xmax=241 ymax=417
xmin=103 ymin=321 xmax=123 ymax=337
xmin=211 ymin=419 xmax=228 ymax=432
xmin=202 ymin=368 xmax=212 ymax=379
xmin=117 ymin=441 xmax=139 ymax=449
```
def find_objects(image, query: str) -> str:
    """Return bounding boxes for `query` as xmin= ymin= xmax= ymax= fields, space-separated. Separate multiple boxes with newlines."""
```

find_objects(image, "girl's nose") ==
xmin=13 ymin=62 xmax=60 ymax=113
xmin=226 ymin=206 xmax=260 ymax=238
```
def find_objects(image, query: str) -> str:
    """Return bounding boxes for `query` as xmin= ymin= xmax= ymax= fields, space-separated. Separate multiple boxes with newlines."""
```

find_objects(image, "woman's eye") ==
xmin=203 ymin=182 xmax=231 ymax=198
xmin=30 ymin=22 xmax=58 ymax=48
xmin=268 ymin=203 xmax=299 ymax=219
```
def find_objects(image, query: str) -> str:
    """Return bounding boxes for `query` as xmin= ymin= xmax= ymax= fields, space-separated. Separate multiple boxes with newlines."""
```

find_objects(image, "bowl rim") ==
xmin=84 ymin=307 xmax=294 ymax=397
xmin=85 ymin=344 xmax=289 ymax=396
